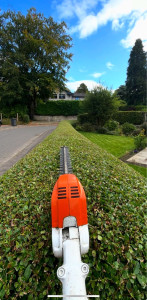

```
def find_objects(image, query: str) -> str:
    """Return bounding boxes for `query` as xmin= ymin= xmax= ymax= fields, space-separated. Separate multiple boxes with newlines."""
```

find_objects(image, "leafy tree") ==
xmin=115 ymin=85 xmax=127 ymax=101
xmin=75 ymin=83 xmax=89 ymax=93
xmin=83 ymin=86 xmax=118 ymax=126
xmin=126 ymin=39 xmax=146 ymax=105
xmin=0 ymin=8 xmax=72 ymax=118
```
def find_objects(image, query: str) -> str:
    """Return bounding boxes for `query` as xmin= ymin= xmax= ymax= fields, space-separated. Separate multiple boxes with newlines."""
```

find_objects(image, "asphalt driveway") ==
xmin=0 ymin=124 xmax=57 ymax=176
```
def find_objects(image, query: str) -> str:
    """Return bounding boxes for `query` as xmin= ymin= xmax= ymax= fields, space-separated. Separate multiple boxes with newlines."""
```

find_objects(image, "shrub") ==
xmin=141 ymin=122 xmax=147 ymax=135
xmin=77 ymin=113 xmax=90 ymax=124
xmin=35 ymin=100 xmax=82 ymax=116
xmin=135 ymin=105 xmax=147 ymax=112
xmin=80 ymin=122 xmax=96 ymax=132
xmin=122 ymin=122 xmax=136 ymax=135
xmin=132 ymin=128 xmax=141 ymax=136
xmin=83 ymin=86 xmax=117 ymax=126
xmin=22 ymin=114 xmax=30 ymax=123
xmin=75 ymin=122 xmax=96 ymax=132
xmin=105 ymin=120 xmax=119 ymax=131
xmin=113 ymin=111 xmax=145 ymax=125
xmin=0 ymin=105 xmax=28 ymax=119
xmin=134 ymin=129 xmax=146 ymax=150
xmin=96 ymin=126 xmax=109 ymax=134
xmin=0 ymin=122 xmax=146 ymax=299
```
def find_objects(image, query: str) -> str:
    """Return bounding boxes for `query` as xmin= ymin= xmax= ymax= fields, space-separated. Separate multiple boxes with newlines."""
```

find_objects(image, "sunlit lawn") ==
xmin=81 ymin=132 xmax=134 ymax=158
xmin=81 ymin=132 xmax=147 ymax=178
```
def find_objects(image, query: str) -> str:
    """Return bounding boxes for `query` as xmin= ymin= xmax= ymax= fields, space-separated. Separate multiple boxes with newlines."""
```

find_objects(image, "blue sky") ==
xmin=1 ymin=0 xmax=147 ymax=92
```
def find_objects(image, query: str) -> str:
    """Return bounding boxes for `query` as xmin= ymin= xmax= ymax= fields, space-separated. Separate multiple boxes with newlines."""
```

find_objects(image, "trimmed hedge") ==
xmin=119 ymin=105 xmax=147 ymax=112
xmin=113 ymin=111 xmax=145 ymax=125
xmin=35 ymin=100 xmax=83 ymax=116
xmin=0 ymin=122 xmax=146 ymax=299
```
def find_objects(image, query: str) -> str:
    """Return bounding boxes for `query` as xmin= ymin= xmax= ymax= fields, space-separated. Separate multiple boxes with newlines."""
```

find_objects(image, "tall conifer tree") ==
xmin=126 ymin=39 xmax=146 ymax=105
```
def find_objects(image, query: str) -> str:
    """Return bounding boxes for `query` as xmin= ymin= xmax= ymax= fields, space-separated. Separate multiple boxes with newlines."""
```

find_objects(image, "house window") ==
xmin=53 ymin=93 xmax=57 ymax=99
xmin=59 ymin=94 xmax=65 ymax=99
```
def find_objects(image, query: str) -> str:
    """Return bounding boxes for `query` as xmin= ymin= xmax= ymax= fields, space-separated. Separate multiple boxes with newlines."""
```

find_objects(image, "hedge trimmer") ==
xmin=51 ymin=146 xmax=89 ymax=299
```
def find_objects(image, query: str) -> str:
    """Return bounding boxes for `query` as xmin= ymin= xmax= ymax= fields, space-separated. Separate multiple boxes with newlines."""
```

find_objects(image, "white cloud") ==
xmin=57 ymin=0 xmax=147 ymax=50
xmin=91 ymin=72 xmax=105 ymax=78
xmin=56 ymin=0 xmax=98 ymax=20
xmin=112 ymin=19 xmax=124 ymax=30
xmin=106 ymin=62 xmax=114 ymax=69
xmin=121 ymin=13 xmax=147 ymax=51
xmin=66 ymin=80 xmax=102 ymax=92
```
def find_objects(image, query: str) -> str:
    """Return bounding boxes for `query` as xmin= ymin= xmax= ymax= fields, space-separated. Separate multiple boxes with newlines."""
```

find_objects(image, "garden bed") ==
xmin=0 ymin=122 xmax=146 ymax=299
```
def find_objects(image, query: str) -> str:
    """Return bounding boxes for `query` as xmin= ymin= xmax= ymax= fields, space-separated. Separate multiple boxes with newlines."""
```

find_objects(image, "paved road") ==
xmin=0 ymin=124 xmax=57 ymax=176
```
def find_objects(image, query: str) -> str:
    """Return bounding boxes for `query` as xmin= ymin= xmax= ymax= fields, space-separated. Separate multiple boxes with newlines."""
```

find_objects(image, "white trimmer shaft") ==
xmin=57 ymin=227 xmax=89 ymax=300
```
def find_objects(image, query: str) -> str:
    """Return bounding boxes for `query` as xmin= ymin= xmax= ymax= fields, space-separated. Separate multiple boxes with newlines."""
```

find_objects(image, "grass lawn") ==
xmin=81 ymin=132 xmax=147 ymax=178
xmin=129 ymin=164 xmax=147 ymax=178
xmin=81 ymin=132 xmax=134 ymax=158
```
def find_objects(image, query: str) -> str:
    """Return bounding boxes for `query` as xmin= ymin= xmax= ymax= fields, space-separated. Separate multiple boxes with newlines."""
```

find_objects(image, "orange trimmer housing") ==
xmin=51 ymin=174 xmax=88 ymax=228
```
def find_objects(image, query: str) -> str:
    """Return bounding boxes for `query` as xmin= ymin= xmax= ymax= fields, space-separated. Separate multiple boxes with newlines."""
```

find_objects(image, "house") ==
xmin=49 ymin=90 xmax=85 ymax=100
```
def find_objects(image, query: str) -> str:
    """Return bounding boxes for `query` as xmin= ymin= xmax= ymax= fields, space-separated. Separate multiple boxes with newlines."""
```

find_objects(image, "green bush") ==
xmin=75 ymin=122 xmax=96 ymax=132
xmin=35 ymin=100 xmax=82 ymax=116
xmin=0 ymin=105 xmax=28 ymax=119
xmin=134 ymin=129 xmax=146 ymax=150
xmin=119 ymin=105 xmax=147 ymax=112
xmin=96 ymin=126 xmax=109 ymax=134
xmin=122 ymin=122 xmax=136 ymax=136
xmin=132 ymin=128 xmax=141 ymax=136
xmin=113 ymin=111 xmax=145 ymax=125
xmin=105 ymin=120 xmax=119 ymax=131
xmin=77 ymin=113 xmax=90 ymax=124
xmin=0 ymin=122 xmax=146 ymax=299
xmin=82 ymin=86 xmax=117 ymax=126
xmin=135 ymin=105 xmax=147 ymax=112
xmin=141 ymin=122 xmax=147 ymax=135
xmin=79 ymin=122 xmax=96 ymax=132
xmin=22 ymin=114 xmax=30 ymax=123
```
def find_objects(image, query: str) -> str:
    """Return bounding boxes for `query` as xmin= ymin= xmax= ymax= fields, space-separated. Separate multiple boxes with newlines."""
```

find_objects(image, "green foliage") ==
xmin=113 ymin=111 xmax=145 ymax=125
xmin=115 ymin=85 xmax=127 ymax=101
xmin=141 ymin=122 xmax=147 ymax=135
xmin=126 ymin=39 xmax=146 ymax=105
xmin=118 ymin=105 xmax=147 ymax=112
xmin=75 ymin=83 xmax=89 ymax=93
xmin=135 ymin=106 xmax=147 ymax=112
xmin=134 ymin=129 xmax=146 ymax=151
xmin=22 ymin=114 xmax=30 ymax=123
xmin=0 ymin=8 xmax=72 ymax=118
xmin=75 ymin=122 xmax=96 ymax=132
xmin=77 ymin=113 xmax=90 ymax=124
xmin=35 ymin=100 xmax=82 ymax=116
xmin=0 ymin=122 xmax=146 ymax=299
xmin=105 ymin=120 xmax=119 ymax=131
xmin=122 ymin=122 xmax=136 ymax=136
xmin=82 ymin=87 xmax=118 ymax=126
xmin=0 ymin=105 xmax=28 ymax=119
xmin=96 ymin=126 xmax=109 ymax=134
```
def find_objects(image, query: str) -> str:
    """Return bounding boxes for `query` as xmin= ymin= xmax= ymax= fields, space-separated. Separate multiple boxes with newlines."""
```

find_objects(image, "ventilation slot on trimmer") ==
xmin=58 ymin=187 xmax=67 ymax=199
xmin=70 ymin=186 xmax=80 ymax=198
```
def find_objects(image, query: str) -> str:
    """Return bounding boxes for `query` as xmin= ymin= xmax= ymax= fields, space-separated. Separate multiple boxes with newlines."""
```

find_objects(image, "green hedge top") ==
xmin=0 ymin=122 xmax=146 ymax=299
xmin=35 ymin=100 xmax=83 ymax=116
xmin=113 ymin=111 xmax=146 ymax=125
